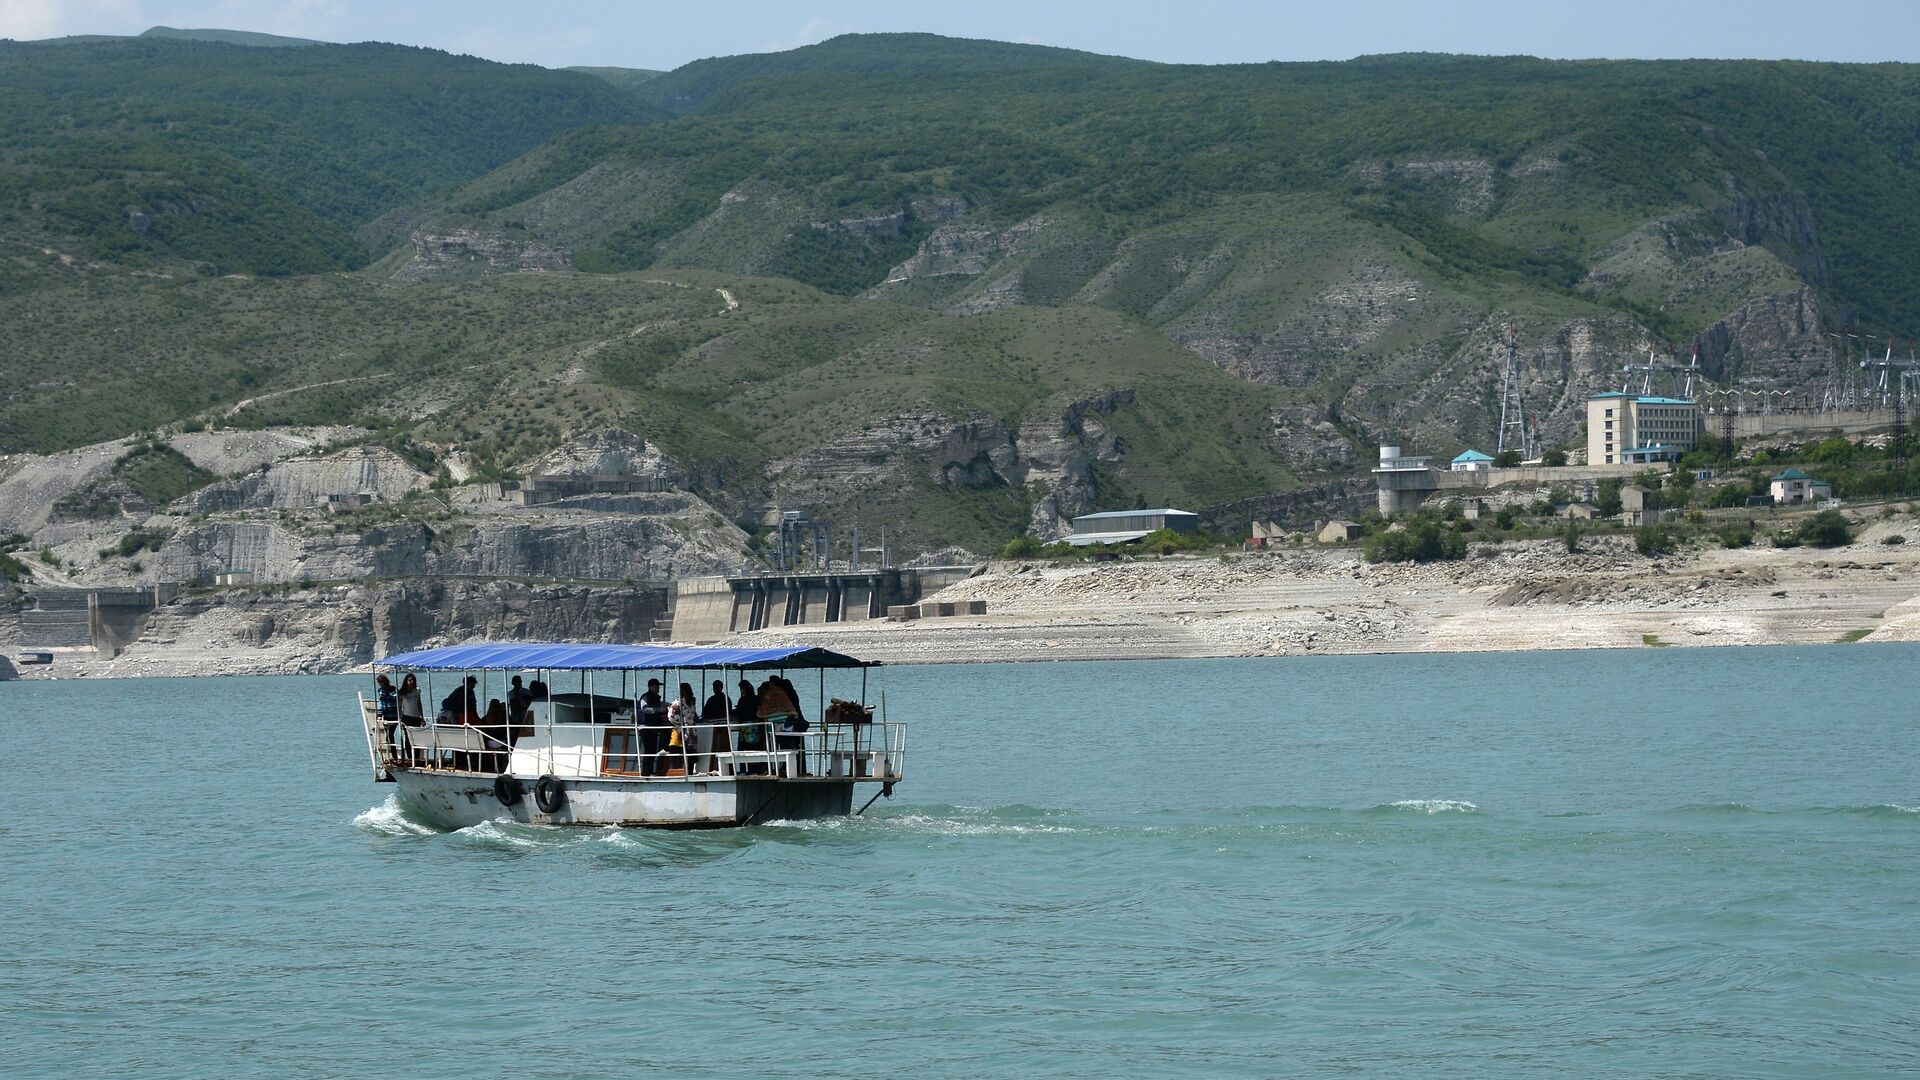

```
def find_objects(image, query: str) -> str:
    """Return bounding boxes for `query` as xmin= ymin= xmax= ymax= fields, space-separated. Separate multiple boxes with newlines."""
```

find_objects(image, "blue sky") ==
xmin=6 ymin=0 xmax=1919 ymax=69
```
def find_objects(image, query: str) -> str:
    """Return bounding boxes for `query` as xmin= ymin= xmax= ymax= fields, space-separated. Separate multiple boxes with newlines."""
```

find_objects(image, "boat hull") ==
xmin=390 ymin=767 xmax=858 ymax=829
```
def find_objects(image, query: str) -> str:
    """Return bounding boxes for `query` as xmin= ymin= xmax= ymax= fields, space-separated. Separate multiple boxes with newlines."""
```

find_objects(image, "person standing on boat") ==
xmin=507 ymin=675 xmax=534 ymax=742
xmin=397 ymin=674 xmax=424 ymax=727
xmin=638 ymin=678 xmax=668 ymax=776
xmin=374 ymin=674 xmax=399 ymax=763
xmin=375 ymin=674 xmax=398 ymax=723
xmin=668 ymin=682 xmax=701 ymax=775
xmin=701 ymin=680 xmax=731 ymax=773
xmin=733 ymin=679 xmax=765 ymax=773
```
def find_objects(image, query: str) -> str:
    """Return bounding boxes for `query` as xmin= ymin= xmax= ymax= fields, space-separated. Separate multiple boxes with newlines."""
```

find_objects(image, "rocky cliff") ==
xmin=152 ymin=494 xmax=747 ymax=585
xmin=396 ymin=229 xmax=574 ymax=279
xmin=87 ymin=578 xmax=669 ymax=675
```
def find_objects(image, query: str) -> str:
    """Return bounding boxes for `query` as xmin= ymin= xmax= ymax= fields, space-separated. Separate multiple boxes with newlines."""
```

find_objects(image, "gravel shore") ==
xmin=729 ymin=529 xmax=1920 ymax=664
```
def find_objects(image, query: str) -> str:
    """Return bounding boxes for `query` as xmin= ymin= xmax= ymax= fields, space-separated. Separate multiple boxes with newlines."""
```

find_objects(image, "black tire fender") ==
xmin=493 ymin=773 xmax=525 ymax=807
xmin=534 ymin=774 xmax=566 ymax=815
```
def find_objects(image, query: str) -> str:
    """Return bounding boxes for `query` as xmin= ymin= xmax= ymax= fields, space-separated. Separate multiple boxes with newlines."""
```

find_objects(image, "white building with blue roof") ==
xmin=1450 ymin=449 xmax=1494 ymax=472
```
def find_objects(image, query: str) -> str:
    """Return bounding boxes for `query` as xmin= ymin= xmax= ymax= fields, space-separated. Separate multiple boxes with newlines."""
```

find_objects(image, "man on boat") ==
xmin=639 ymin=678 xmax=668 ymax=776
xmin=507 ymin=675 xmax=533 ymax=727
xmin=441 ymin=676 xmax=478 ymax=724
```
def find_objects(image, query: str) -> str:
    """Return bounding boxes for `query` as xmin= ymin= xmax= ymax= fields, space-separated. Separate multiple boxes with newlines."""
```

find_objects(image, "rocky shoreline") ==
xmin=732 ymin=527 xmax=1920 ymax=666
xmin=7 ymin=520 xmax=1918 ymax=679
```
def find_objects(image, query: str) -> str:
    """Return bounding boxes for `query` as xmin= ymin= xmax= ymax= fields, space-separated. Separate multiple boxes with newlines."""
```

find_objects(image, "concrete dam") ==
xmin=667 ymin=566 xmax=974 ymax=643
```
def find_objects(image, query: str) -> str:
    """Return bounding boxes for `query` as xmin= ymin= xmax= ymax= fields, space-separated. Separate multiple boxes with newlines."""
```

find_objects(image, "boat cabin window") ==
xmin=603 ymin=728 xmax=642 ymax=775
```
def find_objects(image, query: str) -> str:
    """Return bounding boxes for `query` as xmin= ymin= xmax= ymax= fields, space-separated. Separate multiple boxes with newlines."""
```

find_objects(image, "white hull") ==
xmin=391 ymin=767 xmax=860 ymax=829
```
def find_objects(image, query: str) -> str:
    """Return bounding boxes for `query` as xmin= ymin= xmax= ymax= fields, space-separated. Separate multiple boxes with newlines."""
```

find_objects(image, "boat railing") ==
xmin=361 ymin=699 xmax=904 ymax=782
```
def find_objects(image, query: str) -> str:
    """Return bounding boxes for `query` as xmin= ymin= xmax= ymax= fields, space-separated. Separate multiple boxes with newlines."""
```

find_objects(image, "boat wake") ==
xmin=351 ymin=794 xmax=443 ymax=836
xmin=1370 ymin=799 xmax=1481 ymax=816
xmin=766 ymin=804 xmax=1084 ymax=836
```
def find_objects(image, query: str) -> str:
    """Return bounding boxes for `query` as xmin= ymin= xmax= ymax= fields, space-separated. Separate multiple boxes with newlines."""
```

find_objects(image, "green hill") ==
xmin=566 ymin=65 xmax=667 ymax=94
xmin=9 ymin=34 xmax=1920 ymax=552
xmin=138 ymin=25 xmax=326 ymax=47
xmin=0 ymin=37 xmax=658 ymax=276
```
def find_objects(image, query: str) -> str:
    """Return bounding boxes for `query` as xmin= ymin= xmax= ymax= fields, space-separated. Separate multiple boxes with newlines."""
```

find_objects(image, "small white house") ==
xmin=1770 ymin=469 xmax=1833 ymax=506
xmin=1450 ymin=450 xmax=1494 ymax=473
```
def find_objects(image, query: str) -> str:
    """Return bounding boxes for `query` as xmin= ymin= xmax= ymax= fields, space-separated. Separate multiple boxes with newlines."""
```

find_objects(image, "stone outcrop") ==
xmin=182 ymin=445 xmax=430 ymax=513
xmin=151 ymin=493 xmax=748 ymax=585
xmin=516 ymin=428 xmax=689 ymax=486
xmin=874 ymin=214 xmax=1052 ymax=286
xmin=108 ymin=578 xmax=669 ymax=675
xmin=768 ymin=392 xmax=1131 ymax=538
xmin=399 ymin=229 xmax=573 ymax=279
xmin=1695 ymin=288 xmax=1829 ymax=388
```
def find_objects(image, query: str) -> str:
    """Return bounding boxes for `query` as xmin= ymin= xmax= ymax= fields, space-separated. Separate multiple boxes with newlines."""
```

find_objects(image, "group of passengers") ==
xmin=634 ymin=676 xmax=810 ymax=777
xmin=373 ymin=671 xmax=813 ymax=776
xmin=374 ymin=672 xmax=547 ymax=771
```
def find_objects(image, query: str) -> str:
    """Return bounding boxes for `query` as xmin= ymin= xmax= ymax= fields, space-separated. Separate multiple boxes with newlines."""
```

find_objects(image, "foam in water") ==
xmin=351 ymin=794 xmax=441 ymax=837
xmin=1381 ymin=799 xmax=1480 ymax=815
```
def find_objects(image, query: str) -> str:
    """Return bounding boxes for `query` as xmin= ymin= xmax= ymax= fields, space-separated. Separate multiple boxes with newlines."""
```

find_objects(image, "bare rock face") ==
xmin=400 ymin=229 xmax=573 ymax=279
xmin=517 ymin=429 xmax=689 ymax=486
xmin=166 ymin=427 xmax=365 ymax=477
xmin=123 ymin=579 xmax=669 ymax=674
xmin=1171 ymin=260 xmax=1430 ymax=387
xmin=874 ymin=214 xmax=1052 ymax=287
xmin=152 ymin=492 xmax=747 ymax=585
xmin=182 ymin=446 xmax=430 ymax=513
xmin=1267 ymin=404 xmax=1362 ymax=472
xmin=768 ymin=392 xmax=1131 ymax=538
xmin=0 ymin=439 xmax=132 ymax=535
xmin=1696 ymin=288 xmax=1829 ymax=387
xmin=1015 ymin=392 xmax=1131 ymax=537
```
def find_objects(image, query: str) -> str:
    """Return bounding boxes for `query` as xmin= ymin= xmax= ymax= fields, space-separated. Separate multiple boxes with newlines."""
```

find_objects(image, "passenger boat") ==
xmin=356 ymin=642 xmax=904 ymax=829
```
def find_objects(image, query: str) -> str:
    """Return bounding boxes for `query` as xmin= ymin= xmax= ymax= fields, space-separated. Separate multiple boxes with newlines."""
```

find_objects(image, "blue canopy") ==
xmin=377 ymin=642 xmax=877 ymax=671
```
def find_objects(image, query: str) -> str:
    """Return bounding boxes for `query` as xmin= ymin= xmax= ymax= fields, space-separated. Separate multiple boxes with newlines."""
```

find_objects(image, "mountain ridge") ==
xmin=5 ymin=33 xmax=1917 ymax=558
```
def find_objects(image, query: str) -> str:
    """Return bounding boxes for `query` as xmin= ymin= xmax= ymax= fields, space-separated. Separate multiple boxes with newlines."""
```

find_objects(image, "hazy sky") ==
xmin=6 ymin=0 xmax=1919 ymax=69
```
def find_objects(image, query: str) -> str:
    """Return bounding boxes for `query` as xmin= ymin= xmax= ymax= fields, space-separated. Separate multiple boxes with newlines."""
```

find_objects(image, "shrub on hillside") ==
xmin=1715 ymin=523 xmax=1754 ymax=549
xmin=998 ymin=535 xmax=1043 ymax=559
xmin=1791 ymin=510 xmax=1854 ymax=548
xmin=1542 ymin=450 xmax=1568 ymax=467
xmin=1362 ymin=519 xmax=1467 ymax=563
xmin=1634 ymin=524 xmax=1678 ymax=556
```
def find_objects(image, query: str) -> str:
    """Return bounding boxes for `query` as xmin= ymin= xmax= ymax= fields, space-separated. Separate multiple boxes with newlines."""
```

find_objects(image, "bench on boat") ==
xmin=399 ymin=724 xmax=501 ymax=753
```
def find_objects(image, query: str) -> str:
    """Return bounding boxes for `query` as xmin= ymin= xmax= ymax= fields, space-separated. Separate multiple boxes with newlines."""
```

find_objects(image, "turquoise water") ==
xmin=3 ymin=644 xmax=1916 ymax=1078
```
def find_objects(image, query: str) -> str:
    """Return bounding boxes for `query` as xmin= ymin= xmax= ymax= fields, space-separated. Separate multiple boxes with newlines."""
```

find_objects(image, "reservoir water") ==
xmin=3 ymin=644 xmax=1916 ymax=1077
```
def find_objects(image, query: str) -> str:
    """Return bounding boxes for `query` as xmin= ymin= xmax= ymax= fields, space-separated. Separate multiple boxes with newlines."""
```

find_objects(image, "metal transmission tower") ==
xmin=1860 ymin=345 xmax=1918 ymax=453
xmin=1495 ymin=325 xmax=1535 ymax=459
xmin=1620 ymin=349 xmax=1696 ymax=398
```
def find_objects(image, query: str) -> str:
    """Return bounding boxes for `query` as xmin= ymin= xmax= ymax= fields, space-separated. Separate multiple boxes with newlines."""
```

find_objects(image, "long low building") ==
xmin=1060 ymin=508 xmax=1199 ymax=546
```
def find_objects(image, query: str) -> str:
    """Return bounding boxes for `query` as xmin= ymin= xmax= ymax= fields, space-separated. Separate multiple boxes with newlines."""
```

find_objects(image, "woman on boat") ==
xmin=396 ymin=674 xmax=424 ymax=727
xmin=668 ymin=682 xmax=701 ymax=775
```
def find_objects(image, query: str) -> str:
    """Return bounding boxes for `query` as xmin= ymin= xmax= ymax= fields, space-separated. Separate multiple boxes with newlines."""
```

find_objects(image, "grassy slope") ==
xmin=422 ymin=38 xmax=1920 ymax=338
xmin=0 ymin=38 xmax=657 ymax=275
xmin=0 ymin=266 xmax=1295 ymax=551
xmin=14 ymin=36 xmax=1920 ymax=552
